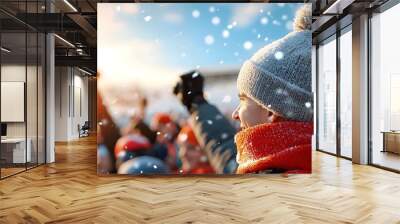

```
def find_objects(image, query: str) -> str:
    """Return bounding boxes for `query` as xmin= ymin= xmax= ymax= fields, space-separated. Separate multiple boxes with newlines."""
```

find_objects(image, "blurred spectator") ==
xmin=177 ymin=125 xmax=214 ymax=174
xmin=151 ymin=113 xmax=182 ymax=171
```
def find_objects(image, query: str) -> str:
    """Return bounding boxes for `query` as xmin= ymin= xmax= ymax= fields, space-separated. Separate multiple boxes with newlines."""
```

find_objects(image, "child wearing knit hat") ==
xmin=231 ymin=5 xmax=313 ymax=174
xmin=173 ymin=5 xmax=314 ymax=174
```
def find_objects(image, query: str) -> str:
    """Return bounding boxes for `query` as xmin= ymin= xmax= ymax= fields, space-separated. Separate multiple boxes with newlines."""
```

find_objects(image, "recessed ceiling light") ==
xmin=1 ymin=47 xmax=11 ymax=53
xmin=63 ymin=0 xmax=78 ymax=12
xmin=54 ymin=34 xmax=75 ymax=48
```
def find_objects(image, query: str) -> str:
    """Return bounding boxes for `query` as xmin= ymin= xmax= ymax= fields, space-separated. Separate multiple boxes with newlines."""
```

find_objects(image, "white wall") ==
xmin=54 ymin=67 xmax=89 ymax=141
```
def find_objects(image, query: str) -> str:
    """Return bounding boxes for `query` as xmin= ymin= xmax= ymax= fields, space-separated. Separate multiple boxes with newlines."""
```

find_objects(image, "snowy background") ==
xmin=97 ymin=3 xmax=305 ymax=128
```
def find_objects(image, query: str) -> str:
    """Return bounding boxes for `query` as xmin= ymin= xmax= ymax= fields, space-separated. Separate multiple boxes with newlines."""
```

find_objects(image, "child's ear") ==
xmin=268 ymin=112 xmax=285 ymax=123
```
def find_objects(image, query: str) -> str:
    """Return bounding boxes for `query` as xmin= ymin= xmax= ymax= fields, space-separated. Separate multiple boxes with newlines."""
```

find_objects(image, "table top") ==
xmin=1 ymin=138 xmax=29 ymax=143
xmin=381 ymin=131 xmax=400 ymax=134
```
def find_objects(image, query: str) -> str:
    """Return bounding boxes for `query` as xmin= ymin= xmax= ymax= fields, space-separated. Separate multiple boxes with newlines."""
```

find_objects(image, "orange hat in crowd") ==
xmin=177 ymin=125 xmax=199 ymax=146
xmin=152 ymin=113 xmax=172 ymax=126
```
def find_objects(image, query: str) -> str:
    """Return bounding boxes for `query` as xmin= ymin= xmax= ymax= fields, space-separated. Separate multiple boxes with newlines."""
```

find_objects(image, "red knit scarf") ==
xmin=234 ymin=121 xmax=313 ymax=174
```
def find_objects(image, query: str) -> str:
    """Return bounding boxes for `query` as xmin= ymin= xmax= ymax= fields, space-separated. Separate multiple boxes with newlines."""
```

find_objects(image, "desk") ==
xmin=381 ymin=131 xmax=400 ymax=154
xmin=1 ymin=138 xmax=31 ymax=163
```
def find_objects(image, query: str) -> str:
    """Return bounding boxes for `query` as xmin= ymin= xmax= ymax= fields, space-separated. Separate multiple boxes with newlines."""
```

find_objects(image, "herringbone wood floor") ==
xmin=1 ymin=135 xmax=400 ymax=224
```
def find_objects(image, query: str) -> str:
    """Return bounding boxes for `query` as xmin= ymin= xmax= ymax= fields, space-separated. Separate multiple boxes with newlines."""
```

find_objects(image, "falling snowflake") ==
xmin=257 ymin=34 xmax=261 ymax=39
xmin=260 ymin=17 xmax=268 ymax=25
xmin=179 ymin=169 xmax=183 ymax=173
xmin=215 ymin=114 xmax=223 ymax=120
xmin=144 ymin=16 xmax=152 ymax=22
xmin=243 ymin=41 xmax=253 ymax=50
xmin=204 ymin=35 xmax=214 ymax=45
xmin=259 ymin=9 xmax=264 ymax=13
xmin=156 ymin=131 xmax=161 ymax=135
xmin=286 ymin=21 xmax=293 ymax=30
xmin=272 ymin=20 xmax=281 ymax=26
xmin=264 ymin=37 xmax=269 ymax=42
xmin=101 ymin=119 xmax=109 ymax=126
xmin=232 ymin=21 xmax=237 ymax=26
xmin=219 ymin=60 xmax=224 ymax=64
xmin=192 ymin=10 xmax=200 ymax=18
xmin=179 ymin=133 xmax=188 ymax=142
xmin=211 ymin=16 xmax=220 ymax=25
xmin=223 ymin=42 xmax=227 ymax=47
xmin=207 ymin=120 xmax=213 ymax=125
xmin=274 ymin=51 xmax=284 ymax=60
xmin=192 ymin=72 xmax=199 ymax=78
xmin=187 ymin=91 xmax=192 ymax=95
xmin=282 ymin=15 xmax=288 ymax=20
xmin=209 ymin=6 xmax=215 ymax=13
xmin=284 ymin=97 xmax=294 ymax=105
xmin=140 ymin=170 xmax=143 ymax=174
xmin=305 ymin=102 xmax=312 ymax=108
xmin=153 ymin=165 xmax=158 ymax=169
xmin=267 ymin=104 xmax=272 ymax=108
xmin=195 ymin=116 xmax=200 ymax=121
xmin=222 ymin=95 xmax=232 ymax=103
xmin=221 ymin=133 xmax=229 ymax=139
xmin=196 ymin=65 xmax=200 ymax=69
xmin=222 ymin=30 xmax=230 ymax=38
xmin=227 ymin=24 xmax=233 ymax=29
xmin=275 ymin=88 xmax=288 ymax=96
xmin=200 ymin=156 xmax=208 ymax=162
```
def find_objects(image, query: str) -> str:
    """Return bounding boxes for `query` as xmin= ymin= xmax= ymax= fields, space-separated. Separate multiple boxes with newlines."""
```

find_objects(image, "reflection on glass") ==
xmin=340 ymin=29 xmax=352 ymax=158
xmin=318 ymin=37 xmax=337 ymax=154
xmin=1 ymin=31 xmax=27 ymax=177
xmin=371 ymin=3 xmax=400 ymax=171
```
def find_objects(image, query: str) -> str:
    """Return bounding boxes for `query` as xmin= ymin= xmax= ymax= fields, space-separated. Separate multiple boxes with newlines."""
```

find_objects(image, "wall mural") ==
xmin=97 ymin=3 xmax=313 ymax=175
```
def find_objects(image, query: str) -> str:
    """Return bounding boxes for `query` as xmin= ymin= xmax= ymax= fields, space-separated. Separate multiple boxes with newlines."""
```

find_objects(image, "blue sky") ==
xmin=98 ymin=3 xmax=305 ymax=90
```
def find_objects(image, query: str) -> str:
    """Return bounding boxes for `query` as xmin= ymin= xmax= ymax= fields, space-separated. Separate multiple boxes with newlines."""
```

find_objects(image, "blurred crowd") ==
xmin=97 ymin=93 xmax=219 ymax=175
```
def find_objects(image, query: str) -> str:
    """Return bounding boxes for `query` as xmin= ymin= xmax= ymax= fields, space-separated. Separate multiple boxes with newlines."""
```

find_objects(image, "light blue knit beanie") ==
xmin=237 ymin=5 xmax=313 ymax=122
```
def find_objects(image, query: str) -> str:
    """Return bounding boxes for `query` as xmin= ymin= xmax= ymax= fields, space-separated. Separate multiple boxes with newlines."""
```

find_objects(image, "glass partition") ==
xmin=339 ymin=27 xmax=352 ymax=158
xmin=1 ymin=30 xmax=28 ymax=177
xmin=0 ymin=1 xmax=46 ymax=179
xmin=370 ymin=3 xmax=400 ymax=171
xmin=317 ymin=36 xmax=337 ymax=155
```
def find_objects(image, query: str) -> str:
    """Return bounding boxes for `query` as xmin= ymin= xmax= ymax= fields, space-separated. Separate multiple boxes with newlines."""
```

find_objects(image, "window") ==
xmin=370 ymin=3 xmax=400 ymax=171
xmin=317 ymin=36 xmax=337 ymax=154
xmin=339 ymin=28 xmax=352 ymax=158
